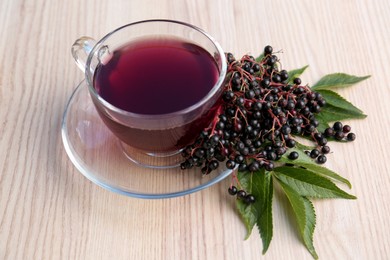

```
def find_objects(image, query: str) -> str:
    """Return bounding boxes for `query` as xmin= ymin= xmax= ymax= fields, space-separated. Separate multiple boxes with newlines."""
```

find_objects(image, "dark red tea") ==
xmin=93 ymin=36 xmax=222 ymax=152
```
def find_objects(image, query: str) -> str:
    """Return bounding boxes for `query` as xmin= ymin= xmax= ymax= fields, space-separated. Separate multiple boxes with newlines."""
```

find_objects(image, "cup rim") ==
xmin=85 ymin=19 xmax=227 ymax=120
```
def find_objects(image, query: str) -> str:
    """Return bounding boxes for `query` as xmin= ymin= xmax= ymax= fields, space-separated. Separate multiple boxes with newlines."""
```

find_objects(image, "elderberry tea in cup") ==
xmin=71 ymin=20 xmax=227 ymax=167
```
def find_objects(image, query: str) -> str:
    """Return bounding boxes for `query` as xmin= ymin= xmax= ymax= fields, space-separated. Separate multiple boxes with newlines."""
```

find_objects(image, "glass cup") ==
xmin=71 ymin=20 xmax=227 ymax=168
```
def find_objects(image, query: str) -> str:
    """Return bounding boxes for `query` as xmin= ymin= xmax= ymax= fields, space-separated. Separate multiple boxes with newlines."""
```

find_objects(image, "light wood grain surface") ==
xmin=1 ymin=0 xmax=390 ymax=259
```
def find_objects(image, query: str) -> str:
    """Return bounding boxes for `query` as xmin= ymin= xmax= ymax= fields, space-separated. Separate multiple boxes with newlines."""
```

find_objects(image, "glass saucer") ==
xmin=61 ymin=80 xmax=233 ymax=199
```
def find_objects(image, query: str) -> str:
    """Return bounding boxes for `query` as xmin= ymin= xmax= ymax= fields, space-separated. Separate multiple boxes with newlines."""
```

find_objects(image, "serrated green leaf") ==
xmin=316 ymin=89 xmax=367 ymax=123
xmin=255 ymin=52 xmax=265 ymax=62
xmin=277 ymin=180 xmax=318 ymax=259
xmin=236 ymin=169 xmax=273 ymax=253
xmin=287 ymin=65 xmax=309 ymax=84
xmin=257 ymin=171 xmax=273 ymax=254
xmin=318 ymin=90 xmax=364 ymax=114
xmin=236 ymin=172 xmax=257 ymax=239
xmin=280 ymin=145 xmax=352 ymax=188
xmin=236 ymin=199 xmax=257 ymax=238
xmin=311 ymin=73 xmax=370 ymax=91
xmin=273 ymin=166 xmax=356 ymax=199
xmin=318 ymin=105 xmax=367 ymax=123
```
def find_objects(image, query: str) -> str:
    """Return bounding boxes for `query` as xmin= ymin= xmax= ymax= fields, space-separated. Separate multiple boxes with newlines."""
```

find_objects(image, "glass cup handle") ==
xmin=71 ymin=36 xmax=97 ymax=73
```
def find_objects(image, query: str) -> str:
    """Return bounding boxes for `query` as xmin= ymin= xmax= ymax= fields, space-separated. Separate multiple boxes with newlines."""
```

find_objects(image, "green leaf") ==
xmin=287 ymin=65 xmax=309 ymax=84
xmin=255 ymin=52 xmax=265 ymax=62
xmin=311 ymin=73 xmax=370 ymax=91
xmin=256 ymin=171 xmax=273 ymax=254
xmin=277 ymin=181 xmax=318 ymax=259
xmin=236 ymin=169 xmax=273 ymax=253
xmin=280 ymin=145 xmax=352 ymax=188
xmin=273 ymin=166 xmax=356 ymax=199
xmin=236 ymin=172 xmax=257 ymax=239
xmin=315 ymin=90 xmax=367 ymax=124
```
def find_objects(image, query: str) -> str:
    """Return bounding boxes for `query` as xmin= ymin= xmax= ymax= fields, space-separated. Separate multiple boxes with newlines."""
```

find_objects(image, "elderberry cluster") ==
xmin=180 ymin=45 xmax=356 ymax=197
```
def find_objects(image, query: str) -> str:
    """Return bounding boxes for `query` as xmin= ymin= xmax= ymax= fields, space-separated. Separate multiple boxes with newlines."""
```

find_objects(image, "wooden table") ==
xmin=1 ymin=0 xmax=389 ymax=259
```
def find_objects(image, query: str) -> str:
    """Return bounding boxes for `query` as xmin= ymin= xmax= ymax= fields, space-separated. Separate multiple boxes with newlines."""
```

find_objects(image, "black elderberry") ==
xmin=273 ymin=140 xmax=283 ymax=148
xmin=249 ymin=80 xmax=259 ymax=89
xmin=210 ymin=135 xmax=220 ymax=146
xmin=236 ymin=97 xmax=245 ymax=106
xmin=194 ymin=148 xmax=205 ymax=158
xmin=263 ymin=102 xmax=272 ymax=110
xmin=253 ymin=140 xmax=262 ymax=148
xmin=317 ymin=99 xmax=326 ymax=107
xmin=242 ymin=62 xmax=251 ymax=72
xmin=286 ymin=139 xmax=296 ymax=148
xmin=295 ymin=99 xmax=306 ymax=109
xmin=293 ymin=77 xmax=302 ymax=85
xmin=235 ymin=155 xmax=245 ymax=164
xmin=253 ymin=63 xmax=261 ymax=72
xmin=249 ymin=146 xmax=257 ymax=155
xmin=215 ymin=153 xmax=226 ymax=162
xmin=241 ymin=147 xmax=250 ymax=156
xmin=305 ymin=124 xmax=316 ymax=133
xmin=283 ymin=85 xmax=292 ymax=92
xmin=292 ymin=125 xmax=302 ymax=134
xmin=201 ymin=166 xmax=210 ymax=174
xmin=237 ymin=190 xmax=247 ymax=199
xmin=297 ymin=87 xmax=306 ymax=95
xmin=265 ymin=145 xmax=273 ymax=152
xmin=261 ymin=77 xmax=271 ymax=88
xmin=265 ymin=162 xmax=275 ymax=171
xmin=245 ymin=90 xmax=256 ymax=99
xmin=321 ymin=145 xmax=330 ymax=154
xmin=180 ymin=161 xmax=189 ymax=170
xmin=317 ymin=155 xmax=327 ymax=164
xmin=232 ymin=77 xmax=241 ymax=86
xmin=223 ymin=91 xmax=235 ymax=101
xmin=216 ymin=121 xmax=225 ymax=130
xmin=311 ymin=105 xmax=321 ymax=113
xmin=280 ymin=70 xmax=289 ymax=81
xmin=308 ymin=92 xmax=316 ymax=100
xmin=333 ymin=122 xmax=343 ymax=131
xmin=267 ymin=151 xmax=277 ymax=161
xmin=289 ymin=151 xmax=299 ymax=160
xmin=225 ymin=107 xmax=235 ymax=117
xmin=315 ymin=92 xmax=323 ymax=100
xmin=228 ymin=186 xmax=238 ymax=195
xmin=343 ymin=125 xmax=351 ymax=133
xmin=310 ymin=119 xmax=320 ymax=127
xmin=310 ymin=149 xmax=320 ymax=158
xmin=314 ymin=133 xmax=322 ymax=141
xmin=324 ymin=127 xmax=335 ymax=137
xmin=272 ymin=74 xmax=282 ymax=83
xmin=264 ymin=45 xmax=273 ymax=55
xmin=279 ymin=116 xmax=288 ymax=125
xmin=318 ymin=137 xmax=328 ymax=146
xmin=248 ymin=161 xmax=260 ymax=172
xmin=208 ymin=160 xmax=219 ymax=170
xmin=238 ymin=163 xmax=248 ymax=172
xmin=245 ymin=194 xmax=256 ymax=204
xmin=253 ymin=111 xmax=262 ymax=119
xmin=286 ymin=101 xmax=295 ymax=110
xmin=347 ymin=132 xmax=356 ymax=141
xmin=281 ymin=125 xmax=291 ymax=135
xmin=278 ymin=98 xmax=288 ymax=108
xmin=334 ymin=131 xmax=345 ymax=140
xmin=267 ymin=55 xmax=277 ymax=66
xmin=276 ymin=147 xmax=287 ymax=155
xmin=301 ymin=107 xmax=311 ymax=117
xmin=272 ymin=107 xmax=281 ymax=116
